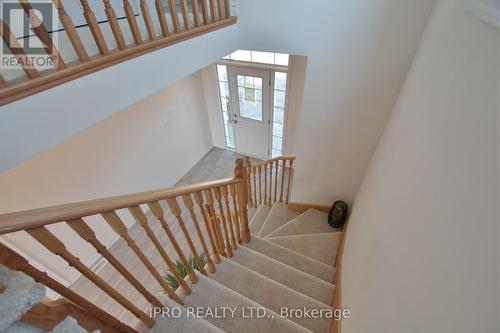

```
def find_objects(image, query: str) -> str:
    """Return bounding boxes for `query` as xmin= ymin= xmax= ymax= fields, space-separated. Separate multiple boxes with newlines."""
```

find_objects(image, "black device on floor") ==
xmin=328 ymin=201 xmax=348 ymax=228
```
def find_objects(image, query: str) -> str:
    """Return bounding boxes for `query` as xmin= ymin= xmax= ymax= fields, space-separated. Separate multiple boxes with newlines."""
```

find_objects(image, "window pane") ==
xmin=251 ymin=51 xmax=275 ymax=64
xmin=237 ymin=75 xmax=245 ymax=86
xmin=274 ymin=107 xmax=285 ymax=123
xmin=231 ymin=50 xmax=251 ymax=61
xmin=239 ymin=100 xmax=263 ymax=121
xmin=272 ymin=136 xmax=283 ymax=150
xmin=227 ymin=125 xmax=234 ymax=138
xmin=226 ymin=136 xmax=235 ymax=149
xmin=274 ymin=90 xmax=286 ymax=108
xmin=221 ymin=97 xmax=229 ymax=112
xmin=217 ymin=65 xmax=227 ymax=81
xmin=275 ymin=53 xmax=289 ymax=66
xmin=255 ymin=89 xmax=262 ymax=102
xmin=223 ymin=112 xmax=229 ymax=125
xmin=275 ymin=72 xmax=287 ymax=91
xmin=245 ymin=76 xmax=254 ymax=88
xmin=273 ymin=123 xmax=284 ymax=137
xmin=219 ymin=82 xmax=229 ymax=98
xmin=272 ymin=149 xmax=281 ymax=157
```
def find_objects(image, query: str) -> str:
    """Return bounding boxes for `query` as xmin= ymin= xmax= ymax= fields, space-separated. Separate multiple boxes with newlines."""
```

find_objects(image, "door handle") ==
xmin=234 ymin=119 xmax=238 ymax=124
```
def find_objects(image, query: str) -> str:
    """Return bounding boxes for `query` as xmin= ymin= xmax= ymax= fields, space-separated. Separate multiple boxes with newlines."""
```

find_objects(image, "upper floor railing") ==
xmin=0 ymin=0 xmax=236 ymax=106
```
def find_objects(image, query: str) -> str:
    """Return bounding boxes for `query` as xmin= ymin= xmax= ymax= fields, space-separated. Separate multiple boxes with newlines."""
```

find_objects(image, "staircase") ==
xmin=0 ymin=156 xmax=345 ymax=333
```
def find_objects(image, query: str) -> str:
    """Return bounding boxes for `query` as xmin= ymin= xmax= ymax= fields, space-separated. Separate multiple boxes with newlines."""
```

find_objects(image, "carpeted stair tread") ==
xmin=210 ymin=257 xmax=332 ymax=333
xmin=266 ymin=209 xmax=341 ymax=238
xmin=151 ymin=297 xmax=224 ymax=333
xmin=267 ymin=233 xmax=342 ymax=267
xmin=249 ymin=205 xmax=272 ymax=235
xmin=244 ymin=236 xmax=335 ymax=283
xmin=230 ymin=246 xmax=335 ymax=305
xmin=257 ymin=203 xmax=300 ymax=237
xmin=178 ymin=272 xmax=311 ymax=333
xmin=0 ymin=265 xmax=45 ymax=331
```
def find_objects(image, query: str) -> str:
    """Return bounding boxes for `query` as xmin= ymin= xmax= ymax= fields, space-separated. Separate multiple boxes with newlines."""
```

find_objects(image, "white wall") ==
xmin=236 ymin=0 xmax=436 ymax=204
xmin=0 ymin=71 xmax=213 ymax=285
xmin=342 ymin=0 xmax=499 ymax=331
xmin=0 ymin=24 xmax=238 ymax=172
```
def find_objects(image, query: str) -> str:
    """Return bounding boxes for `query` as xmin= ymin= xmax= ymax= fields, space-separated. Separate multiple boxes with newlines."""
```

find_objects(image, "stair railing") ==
xmin=0 ymin=0 xmax=236 ymax=106
xmin=243 ymin=155 xmax=296 ymax=208
xmin=0 ymin=158 xmax=250 ymax=332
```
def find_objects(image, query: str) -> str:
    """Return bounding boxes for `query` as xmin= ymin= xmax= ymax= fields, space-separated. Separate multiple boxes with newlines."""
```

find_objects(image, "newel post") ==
xmin=234 ymin=158 xmax=250 ymax=243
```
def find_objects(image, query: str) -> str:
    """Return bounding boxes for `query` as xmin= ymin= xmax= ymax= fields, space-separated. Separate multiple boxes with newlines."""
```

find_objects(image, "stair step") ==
xmin=257 ymin=203 xmax=300 ymax=237
xmin=152 ymin=297 xmax=224 ymax=333
xmin=267 ymin=233 xmax=342 ymax=267
xmin=0 ymin=266 xmax=45 ymax=331
xmin=266 ymin=209 xmax=340 ymax=238
xmin=211 ymin=257 xmax=332 ymax=333
xmin=177 ymin=272 xmax=310 ymax=333
xmin=249 ymin=204 xmax=272 ymax=235
xmin=231 ymin=246 xmax=335 ymax=305
xmin=5 ymin=322 xmax=45 ymax=333
xmin=244 ymin=236 xmax=335 ymax=283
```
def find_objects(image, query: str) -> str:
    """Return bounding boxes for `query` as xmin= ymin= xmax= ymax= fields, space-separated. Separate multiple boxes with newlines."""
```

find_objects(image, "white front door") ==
xmin=228 ymin=66 xmax=270 ymax=159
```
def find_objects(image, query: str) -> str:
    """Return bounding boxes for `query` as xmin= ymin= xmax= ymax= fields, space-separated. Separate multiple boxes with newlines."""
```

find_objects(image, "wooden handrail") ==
xmin=0 ymin=177 xmax=240 ymax=235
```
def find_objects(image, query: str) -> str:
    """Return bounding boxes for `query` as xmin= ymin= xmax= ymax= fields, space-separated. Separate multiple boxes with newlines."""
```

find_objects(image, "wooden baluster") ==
xmin=128 ymin=206 xmax=191 ymax=294
xmin=224 ymin=0 xmax=230 ymax=17
xmin=66 ymin=218 xmax=167 ymax=307
xmin=193 ymin=192 xmax=220 ymax=264
xmin=228 ymin=184 xmax=241 ymax=243
xmin=155 ymin=0 xmax=170 ymax=37
xmin=274 ymin=159 xmax=279 ymax=204
xmin=103 ymin=0 xmax=127 ymax=50
xmin=167 ymin=0 xmax=181 ymax=33
xmin=52 ymin=0 xmax=89 ymax=62
xmin=221 ymin=186 xmax=237 ymax=250
xmin=182 ymin=194 xmax=216 ymax=273
xmin=80 ymin=0 xmax=109 ymax=55
xmin=209 ymin=0 xmax=216 ymax=22
xmin=268 ymin=160 xmax=274 ymax=205
xmin=286 ymin=160 xmax=294 ymax=204
xmin=0 ymin=20 xmax=39 ymax=79
xmin=234 ymin=158 xmax=250 ymax=243
xmin=200 ymin=0 xmax=209 ymax=24
xmin=191 ymin=0 xmax=200 ymax=27
xmin=179 ymin=0 xmax=190 ymax=31
xmin=280 ymin=160 xmax=286 ymax=202
xmin=252 ymin=166 xmax=258 ymax=208
xmin=27 ymin=227 xmax=155 ymax=327
xmin=140 ymin=0 xmax=157 ymax=40
xmin=19 ymin=1 xmax=66 ymax=70
xmin=166 ymin=197 xmax=207 ymax=275
xmin=264 ymin=163 xmax=268 ymax=205
xmin=245 ymin=157 xmax=253 ymax=208
xmin=0 ymin=75 xmax=7 ymax=88
xmin=204 ymin=204 xmax=222 ymax=256
xmin=123 ymin=0 xmax=142 ymax=45
xmin=148 ymin=202 xmax=198 ymax=283
xmin=101 ymin=211 xmax=181 ymax=301
xmin=204 ymin=190 xmax=226 ymax=257
xmin=217 ymin=0 xmax=223 ymax=20
xmin=258 ymin=164 xmax=262 ymax=205
xmin=213 ymin=188 xmax=233 ymax=257
xmin=0 ymin=243 xmax=136 ymax=333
